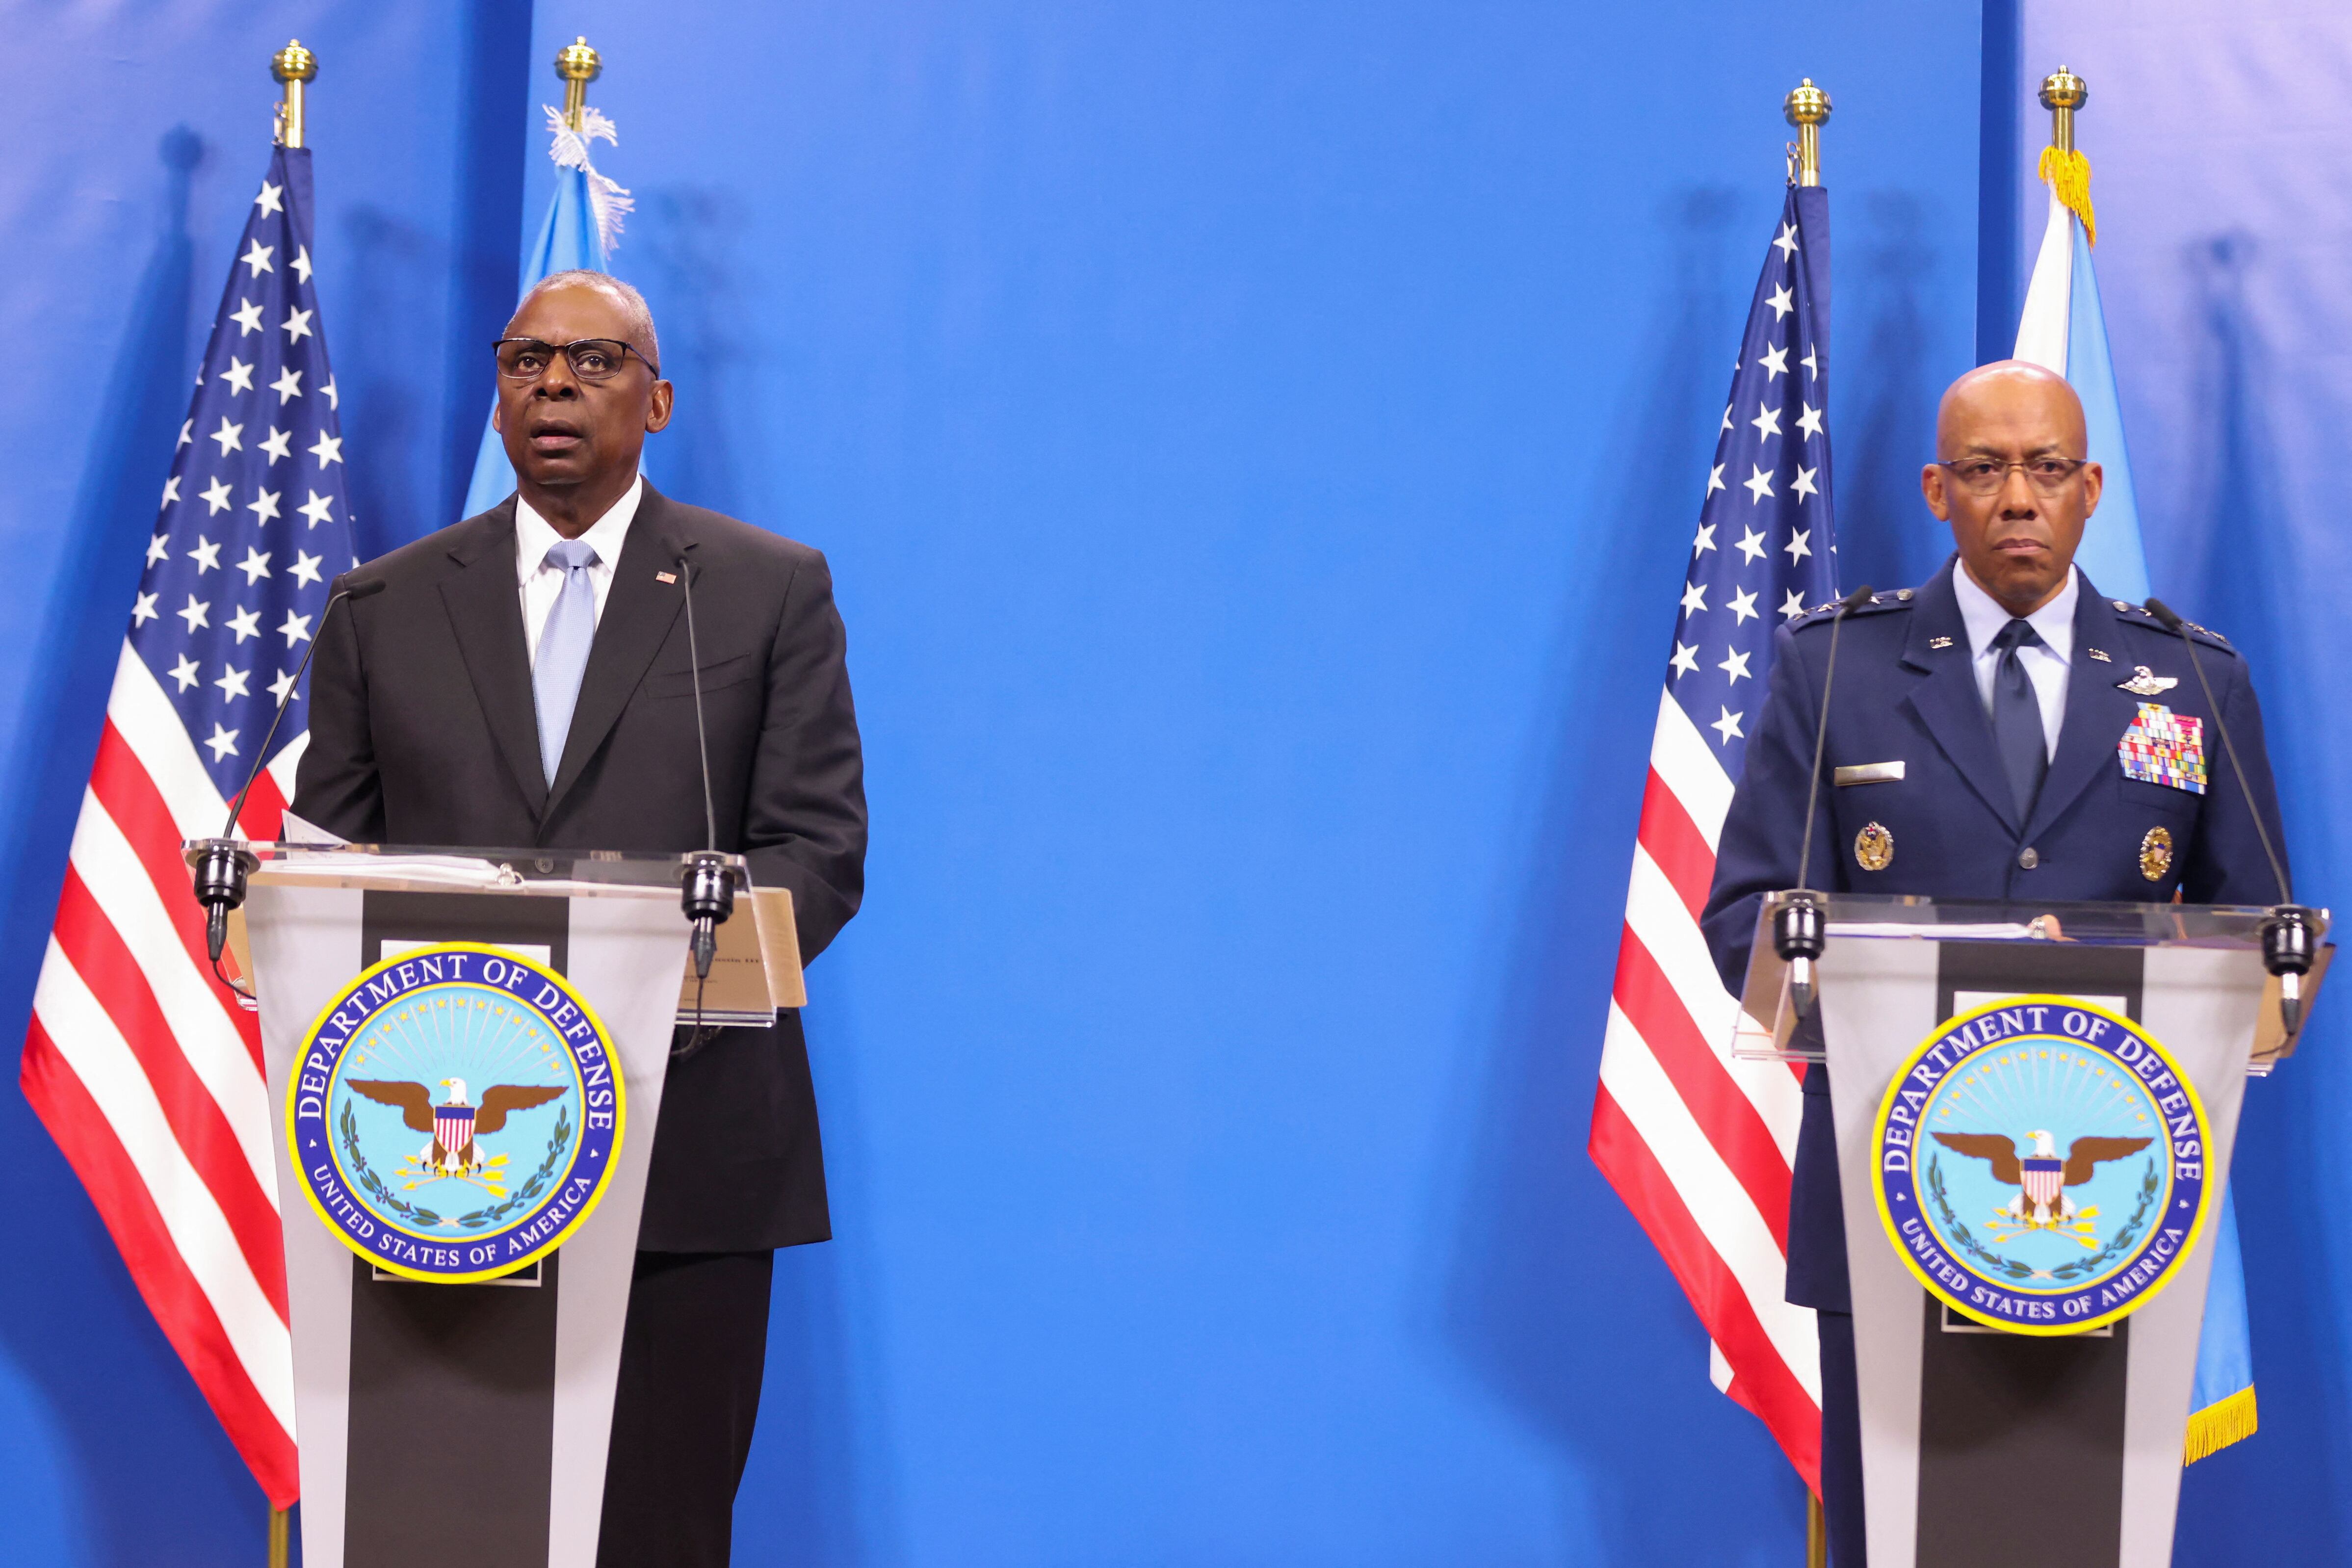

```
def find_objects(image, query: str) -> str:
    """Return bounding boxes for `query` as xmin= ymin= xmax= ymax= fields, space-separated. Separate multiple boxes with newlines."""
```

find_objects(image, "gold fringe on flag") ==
xmin=2038 ymin=144 xmax=2098 ymax=246
xmin=2183 ymin=1383 xmax=2258 ymax=1463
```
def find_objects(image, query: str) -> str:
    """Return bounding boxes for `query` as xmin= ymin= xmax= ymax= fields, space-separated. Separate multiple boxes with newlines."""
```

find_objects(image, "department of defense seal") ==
xmin=1872 ymin=995 xmax=2211 ymax=1336
xmin=287 ymin=943 xmax=625 ymax=1283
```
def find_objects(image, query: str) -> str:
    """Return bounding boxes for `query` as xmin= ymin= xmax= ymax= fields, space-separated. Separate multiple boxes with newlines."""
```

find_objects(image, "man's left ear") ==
xmin=2082 ymin=459 xmax=2104 ymax=515
xmin=645 ymin=380 xmax=675 ymax=434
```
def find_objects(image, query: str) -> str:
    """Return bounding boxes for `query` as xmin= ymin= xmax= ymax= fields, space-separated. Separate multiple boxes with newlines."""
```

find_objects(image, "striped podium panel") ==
xmin=1805 ymin=901 xmax=2270 ymax=1568
xmin=242 ymin=864 xmax=690 ymax=1568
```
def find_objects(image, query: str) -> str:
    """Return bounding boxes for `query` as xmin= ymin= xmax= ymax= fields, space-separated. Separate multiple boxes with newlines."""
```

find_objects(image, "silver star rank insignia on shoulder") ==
xmin=2117 ymin=665 xmax=2178 ymax=696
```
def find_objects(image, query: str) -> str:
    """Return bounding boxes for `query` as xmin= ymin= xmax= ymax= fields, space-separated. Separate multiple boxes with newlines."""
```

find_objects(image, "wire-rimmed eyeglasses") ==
xmin=1934 ymin=456 xmax=2090 ymax=497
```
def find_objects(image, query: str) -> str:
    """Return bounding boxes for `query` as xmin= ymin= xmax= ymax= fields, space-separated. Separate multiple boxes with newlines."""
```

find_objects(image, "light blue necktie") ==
xmin=533 ymin=538 xmax=600 ymax=785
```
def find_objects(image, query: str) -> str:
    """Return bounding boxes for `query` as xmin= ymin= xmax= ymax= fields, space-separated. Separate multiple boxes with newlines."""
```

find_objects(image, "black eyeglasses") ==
xmin=1935 ymin=456 xmax=2090 ymax=497
xmin=492 ymin=337 xmax=660 ymax=383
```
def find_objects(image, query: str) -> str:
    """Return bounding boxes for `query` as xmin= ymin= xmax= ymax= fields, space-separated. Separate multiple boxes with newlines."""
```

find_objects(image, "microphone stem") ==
xmin=679 ymin=557 xmax=718 ymax=852
xmin=2147 ymin=601 xmax=2292 ymax=906
xmin=1794 ymin=592 xmax=1863 ymax=894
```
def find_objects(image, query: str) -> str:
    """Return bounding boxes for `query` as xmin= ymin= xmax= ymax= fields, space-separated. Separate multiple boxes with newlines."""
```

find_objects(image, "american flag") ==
xmin=19 ymin=144 xmax=358 ymax=1509
xmin=1587 ymin=183 xmax=1839 ymax=1488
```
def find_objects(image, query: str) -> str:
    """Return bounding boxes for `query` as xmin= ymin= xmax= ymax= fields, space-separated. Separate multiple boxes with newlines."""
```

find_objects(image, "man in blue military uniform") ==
xmin=1701 ymin=361 xmax=2288 ymax=1564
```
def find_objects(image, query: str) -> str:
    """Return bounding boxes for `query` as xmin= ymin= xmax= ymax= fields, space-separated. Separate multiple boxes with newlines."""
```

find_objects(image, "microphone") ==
xmin=2142 ymin=598 xmax=2320 ymax=1035
xmin=1776 ymin=583 xmax=1874 ymax=1018
xmin=674 ymin=554 xmax=733 ymax=986
xmin=193 ymin=576 xmax=385 ymax=974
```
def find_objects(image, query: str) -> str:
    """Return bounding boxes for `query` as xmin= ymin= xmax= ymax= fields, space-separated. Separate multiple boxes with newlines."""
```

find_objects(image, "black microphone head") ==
xmin=2142 ymin=597 xmax=2184 ymax=632
xmin=343 ymin=576 xmax=388 ymax=601
xmin=1839 ymin=584 xmax=1874 ymax=612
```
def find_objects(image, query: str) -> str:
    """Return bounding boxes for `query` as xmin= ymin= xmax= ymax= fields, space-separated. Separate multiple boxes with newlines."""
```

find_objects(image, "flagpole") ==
xmin=557 ymin=35 xmax=602 ymax=131
xmin=271 ymin=38 xmax=315 ymax=150
xmin=266 ymin=38 xmax=315 ymax=1568
xmin=2033 ymin=65 xmax=2097 ymax=248
xmin=2041 ymin=64 xmax=2086 ymax=155
xmin=1785 ymin=78 xmax=1829 ymax=186
xmin=1787 ymin=72 xmax=1832 ymax=1568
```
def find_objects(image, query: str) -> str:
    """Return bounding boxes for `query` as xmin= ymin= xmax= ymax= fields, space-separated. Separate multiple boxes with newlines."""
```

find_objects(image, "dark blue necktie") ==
xmin=1988 ymin=617 xmax=2048 ymax=819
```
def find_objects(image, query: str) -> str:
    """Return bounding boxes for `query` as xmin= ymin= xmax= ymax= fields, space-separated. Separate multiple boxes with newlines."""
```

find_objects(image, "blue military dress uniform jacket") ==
xmin=1700 ymin=556 xmax=2287 ymax=1310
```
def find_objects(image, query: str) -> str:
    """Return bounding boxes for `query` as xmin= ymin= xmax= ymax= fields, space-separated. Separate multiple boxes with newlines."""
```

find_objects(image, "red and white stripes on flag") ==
xmin=19 ymin=143 xmax=357 ymax=1510
xmin=22 ymin=651 xmax=303 ymax=1504
xmin=1590 ymin=692 xmax=1819 ymax=1487
xmin=1587 ymin=183 xmax=1838 ymax=1490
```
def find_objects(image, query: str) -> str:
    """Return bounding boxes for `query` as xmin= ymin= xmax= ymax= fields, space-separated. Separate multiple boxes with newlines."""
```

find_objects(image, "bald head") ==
xmin=1921 ymin=360 xmax=2102 ymax=616
xmin=1935 ymin=360 xmax=2084 ymax=455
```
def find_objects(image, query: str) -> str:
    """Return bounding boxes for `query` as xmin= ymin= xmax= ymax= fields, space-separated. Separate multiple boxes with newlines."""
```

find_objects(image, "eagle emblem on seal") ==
xmin=349 ymin=1075 xmax=565 ymax=1184
xmin=1931 ymin=1128 xmax=2152 ymax=1244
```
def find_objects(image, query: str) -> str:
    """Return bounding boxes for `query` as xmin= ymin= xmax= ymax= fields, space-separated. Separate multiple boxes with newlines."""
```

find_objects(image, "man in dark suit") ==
xmin=293 ymin=270 xmax=865 ymax=1566
xmin=1701 ymin=362 xmax=2286 ymax=1565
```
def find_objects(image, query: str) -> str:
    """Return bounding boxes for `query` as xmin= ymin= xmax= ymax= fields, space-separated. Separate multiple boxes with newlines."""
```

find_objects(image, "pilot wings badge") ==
xmin=288 ymin=944 xmax=625 ymax=1282
xmin=1872 ymin=996 xmax=2212 ymax=1335
xmin=2117 ymin=665 xmax=2178 ymax=696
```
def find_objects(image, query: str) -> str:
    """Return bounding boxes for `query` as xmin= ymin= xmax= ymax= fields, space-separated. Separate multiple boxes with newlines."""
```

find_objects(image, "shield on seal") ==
xmin=2021 ymin=1156 xmax=2064 ymax=1210
xmin=435 ymin=1102 xmax=475 ymax=1157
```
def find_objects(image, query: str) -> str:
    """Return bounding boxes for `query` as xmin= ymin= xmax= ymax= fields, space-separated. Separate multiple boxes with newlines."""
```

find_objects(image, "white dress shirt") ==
xmin=1952 ymin=561 xmax=2076 ymax=760
xmin=514 ymin=474 xmax=643 ymax=665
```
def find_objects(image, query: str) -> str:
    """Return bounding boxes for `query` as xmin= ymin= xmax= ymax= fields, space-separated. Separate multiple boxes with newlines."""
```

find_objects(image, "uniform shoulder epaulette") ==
xmin=1788 ymin=587 xmax=1918 ymax=632
xmin=2107 ymin=597 xmax=2237 ymax=654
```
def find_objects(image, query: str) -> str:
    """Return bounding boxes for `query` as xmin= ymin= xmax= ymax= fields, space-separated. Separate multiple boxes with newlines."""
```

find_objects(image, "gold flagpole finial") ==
xmin=271 ymin=40 xmax=317 ymax=149
xmin=2037 ymin=67 xmax=2096 ymax=243
xmin=556 ymin=37 xmax=602 ymax=131
xmin=1783 ymin=79 xmax=1831 ymax=187
xmin=2039 ymin=66 xmax=2088 ymax=153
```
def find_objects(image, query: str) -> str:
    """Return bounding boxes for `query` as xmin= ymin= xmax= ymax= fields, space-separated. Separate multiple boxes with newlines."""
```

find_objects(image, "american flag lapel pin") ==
xmin=655 ymin=570 xmax=677 ymax=584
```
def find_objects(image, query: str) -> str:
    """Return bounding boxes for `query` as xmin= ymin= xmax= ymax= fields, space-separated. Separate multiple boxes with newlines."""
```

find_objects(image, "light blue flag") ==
xmin=2188 ymin=1195 xmax=2258 ymax=1458
xmin=2013 ymin=186 xmax=2149 ymax=603
xmin=461 ymin=107 xmax=631 ymax=519
xmin=2016 ymin=174 xmax=2253 ymax=1460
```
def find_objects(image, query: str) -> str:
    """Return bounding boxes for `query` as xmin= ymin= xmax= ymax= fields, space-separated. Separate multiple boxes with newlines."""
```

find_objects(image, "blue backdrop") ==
xmin=0 ymin=0 xmax=2341 ymax=1563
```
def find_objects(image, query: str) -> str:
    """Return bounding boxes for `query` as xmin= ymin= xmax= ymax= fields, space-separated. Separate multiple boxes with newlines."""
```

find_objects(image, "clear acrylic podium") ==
xmin=205 ymin=843 xmax=801 ymax=1568
xmin=1739 ymin=893 xmax=2327 ymax=1568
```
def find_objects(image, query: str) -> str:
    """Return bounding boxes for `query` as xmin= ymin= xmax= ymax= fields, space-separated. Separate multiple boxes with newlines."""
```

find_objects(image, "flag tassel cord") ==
xmin=2039 ymin=144 xmax=2097 ymax=245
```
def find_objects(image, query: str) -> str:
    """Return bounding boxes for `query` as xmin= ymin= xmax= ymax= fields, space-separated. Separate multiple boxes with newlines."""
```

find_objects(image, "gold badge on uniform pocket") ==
xmin=2140 ymin=825 xmax=2174 ymax=883
xmin=1855 ymin=821 xmax=1894 ymax=872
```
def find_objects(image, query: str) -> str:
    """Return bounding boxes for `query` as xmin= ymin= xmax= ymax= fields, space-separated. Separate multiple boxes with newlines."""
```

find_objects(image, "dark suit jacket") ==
xmin=292 ymin=483 xmax=867 ymax=1252
xmin=1700 ymin=556 xmax=2285 ymax=1310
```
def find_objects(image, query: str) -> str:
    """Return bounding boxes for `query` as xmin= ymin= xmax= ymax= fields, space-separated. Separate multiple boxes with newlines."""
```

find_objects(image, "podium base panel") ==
xmin=346 ymin=1253 xmax=561 ymax=1565
xmin=1914 ymin=1294 xmax=2128 ymax=1567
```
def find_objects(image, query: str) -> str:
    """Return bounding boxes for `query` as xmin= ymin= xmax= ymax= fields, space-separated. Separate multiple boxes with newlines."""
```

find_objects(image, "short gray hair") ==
xmin=511 ymin=270 xmax=662 ymax=373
